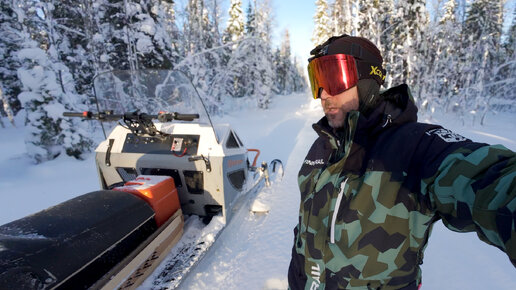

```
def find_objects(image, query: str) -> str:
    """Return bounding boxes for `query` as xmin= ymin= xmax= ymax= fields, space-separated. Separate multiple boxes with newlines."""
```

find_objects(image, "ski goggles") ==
xmin=307 ymin=54 xmax=359 ymax=99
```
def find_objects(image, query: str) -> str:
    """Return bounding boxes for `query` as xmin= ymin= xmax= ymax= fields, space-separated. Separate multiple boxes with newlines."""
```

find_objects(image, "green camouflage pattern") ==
xmin=292 ymin=109 xmax=516 ymax=289
xmin=422 ymin=144 xmax=516 ymax=257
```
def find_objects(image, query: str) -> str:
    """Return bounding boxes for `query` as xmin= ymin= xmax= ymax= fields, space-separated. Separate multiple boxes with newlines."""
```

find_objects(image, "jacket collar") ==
xmin=311 ymin=84 xmax=418 ymax=174
xmin=313 ymin=84 xmax=417 ymax=139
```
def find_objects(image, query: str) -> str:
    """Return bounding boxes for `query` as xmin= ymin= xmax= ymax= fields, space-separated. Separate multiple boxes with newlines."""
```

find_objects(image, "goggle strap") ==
xmin=356 ymin=60 xmax=386 ymax=85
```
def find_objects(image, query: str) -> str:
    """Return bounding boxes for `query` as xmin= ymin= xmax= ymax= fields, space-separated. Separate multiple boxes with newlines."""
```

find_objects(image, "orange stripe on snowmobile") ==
xmin=114 ymin=176 xmax=180 ymax=227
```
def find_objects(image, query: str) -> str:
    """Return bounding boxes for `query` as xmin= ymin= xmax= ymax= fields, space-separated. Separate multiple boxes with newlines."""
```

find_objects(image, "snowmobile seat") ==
xmin=0 ymin=190 xmax=157 ymax=289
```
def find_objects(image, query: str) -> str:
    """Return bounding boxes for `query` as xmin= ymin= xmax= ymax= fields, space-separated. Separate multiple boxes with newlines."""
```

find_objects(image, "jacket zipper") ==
xmin=302 ymin=151 xmax=333 ymax=243
xmin=382 ymin=114 xmax=392 ymax=127
xmin=330 ymin=178 xmax=348 ymax=244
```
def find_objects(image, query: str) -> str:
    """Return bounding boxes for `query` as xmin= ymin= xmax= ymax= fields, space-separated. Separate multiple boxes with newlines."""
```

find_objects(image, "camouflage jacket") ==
xmin=288 ymin=84 xmax=516 ymax=290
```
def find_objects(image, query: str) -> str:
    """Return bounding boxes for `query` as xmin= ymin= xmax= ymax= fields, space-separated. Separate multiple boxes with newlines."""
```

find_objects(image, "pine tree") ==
xmin=50 ymin=0 xmax=96 ymax=98
xmin=416 ymin=0 xmax=460 ymax=115
xmin=378 ymin=0 xmax=394 ymax=87
xmin=460 ymin=0 xmax=504 ymax=122
xmin=389 ymin=0 xmax=428 ymax=87
xmin=358 ymin=0 xmax=381 ymax=45
xmin=0 ymin=83 xmax=14 ymax=127
xmin=225 ymin=0 xmax=245 ymax=45
xmin=506 ymin=7 xmax=516 ymax=57
xmin=245 ymin=1 xmax=256 ymax=35
xmin=161 ymin=0 xmax=181 ymax=58
xmin=0 ymin=0 xmax=23 ymax=121
xmin=98 ymin=0 xmax=133 ymax=70
xmin=312 ymin=0 xmax=332 ymax=46
xmin=132 ymin=0 xmax=175 ymax=69
xmin=205 ymin=0 xmax=224 ymax=48
xmin=276 ymin=30 xmax=292 ymax=94
xmin=437 ymin=0 xmax=461 ymax=106
xmin=502 ymin=7 xmax=516 ymax=112
xmin=331 ymin=0 xmax=352 ymax=35
xmin=291 ymin=56 xmax=307 ymax=93
xmin=255 ymin=0 xmax=274 ymax=48
xmin=17 ymin=0 xmax=93 ymax=163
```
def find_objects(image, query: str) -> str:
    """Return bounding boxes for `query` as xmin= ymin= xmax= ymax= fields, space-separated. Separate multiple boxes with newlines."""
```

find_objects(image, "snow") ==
xmin=1 ymin=92 xmax=515 ymax=289
xmin=0 ymin=227 xmax=47 ymax=240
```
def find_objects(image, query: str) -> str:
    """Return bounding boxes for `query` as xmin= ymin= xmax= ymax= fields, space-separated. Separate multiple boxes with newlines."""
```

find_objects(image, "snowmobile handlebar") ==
xmin=63 ymin=111 xmax=200 ymax=136
xmin=62 ymin=111 xmax=200 ymax=122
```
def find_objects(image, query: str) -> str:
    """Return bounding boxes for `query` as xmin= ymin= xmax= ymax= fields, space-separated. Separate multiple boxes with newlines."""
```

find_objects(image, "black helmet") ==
xmin=309 ymin=34 xmax=387 ymax=114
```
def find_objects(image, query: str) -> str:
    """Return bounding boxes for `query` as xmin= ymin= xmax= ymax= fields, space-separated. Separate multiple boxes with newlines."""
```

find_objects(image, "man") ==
xmin=288 ymin=34 xmax=516 ymax=289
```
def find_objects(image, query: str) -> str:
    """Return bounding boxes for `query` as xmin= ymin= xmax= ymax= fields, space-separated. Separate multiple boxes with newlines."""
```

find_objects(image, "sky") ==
xmin=267 ymin=0 xmax=316 ymax=62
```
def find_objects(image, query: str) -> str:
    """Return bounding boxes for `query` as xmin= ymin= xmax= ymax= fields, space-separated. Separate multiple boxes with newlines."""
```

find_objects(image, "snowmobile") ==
xmin=0 ymin=70 xmax=283 ymax=289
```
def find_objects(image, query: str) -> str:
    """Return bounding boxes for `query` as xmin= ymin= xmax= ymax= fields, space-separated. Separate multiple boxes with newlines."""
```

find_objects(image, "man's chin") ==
xmin=326 ymin=115 xmax=345 ymax=129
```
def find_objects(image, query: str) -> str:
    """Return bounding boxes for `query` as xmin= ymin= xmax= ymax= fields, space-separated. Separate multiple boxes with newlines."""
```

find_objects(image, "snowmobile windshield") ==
xmin=93 ymin=70 xmax=213 ymax=127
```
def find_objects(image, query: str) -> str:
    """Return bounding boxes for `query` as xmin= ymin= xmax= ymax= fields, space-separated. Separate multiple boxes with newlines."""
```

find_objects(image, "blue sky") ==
xmin=239 ymin=0 xmax=315 ymax=62
xmin=269 ymin=0 xmax=316 ymax=62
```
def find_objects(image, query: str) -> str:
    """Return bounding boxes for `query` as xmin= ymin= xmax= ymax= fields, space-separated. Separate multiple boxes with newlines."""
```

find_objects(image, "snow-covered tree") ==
xmin=501 ymin=7 xmax=516 ymax=112
xmin=0 ymin=0 xmax=23 ymax=121
xmin=245 ymin=1 xmax=256 ymax=35
xmin=96 ymin=0 xmax=176 ymax=70
xmin=506 ymin=7 xmax=516 ymax=57
xmin=415 ymin=0 xmax=461 ymax=115
xmin=312 ymin=0 xmax=332 ymax=46
xmin=0 ymin=83 xmax=15 ymax=127
xmin=17 ymin=1 xmax=93 ymax=163
xmin=436 ymin=0 xmax=461 ymax=102
xmin=50 ymin=0 xmax=96 ymax=98
xmin=205 ymin=0 xmax=224 ymax=47
xmin=377 ymin=0 xmax=394 ymax=87
xmin=358 ymin=0 xmax=381 ymax=45
xmin=185 ymin=0 xmax=218 ymax=52
xmin=135 ymin=0 xmax=176 ymax=69
xmin=275 ymin=29 xmax=295 ymax=95
xmin=272 ymin=29 xmax=307 ymax=96
xmin=98 ymin=0 xmax=133 ymax=70
xmin=331 ymin=0 xmax=352 ymax=35
xmin=254 ymin=0 xmax=274 ymax=48
xmin=459 ymin=0 xmax=505 ymax=122
xmin=161 ymin=0 xmax=181 ymax=56
xmin=291 ymin=56 xmax=308 ymax=93
xmin=224 ymin=0 xmax=245 ymax=45
xmin=389 ymin=0 xmax=428 ymax=87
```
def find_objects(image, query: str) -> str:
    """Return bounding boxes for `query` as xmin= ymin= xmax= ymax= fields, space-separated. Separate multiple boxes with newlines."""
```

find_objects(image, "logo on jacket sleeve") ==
xmin=426 ymin=128 xmax=467 ymax=143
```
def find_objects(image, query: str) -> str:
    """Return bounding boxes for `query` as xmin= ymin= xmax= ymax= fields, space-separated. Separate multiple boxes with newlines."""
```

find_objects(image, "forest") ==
xmin=0 ymin=0 xmax=515 ymax=164
xmin=314 ymin=0 xmax=515 ymax=123
xmin=0 ymin=0 xmax=306 ymax=163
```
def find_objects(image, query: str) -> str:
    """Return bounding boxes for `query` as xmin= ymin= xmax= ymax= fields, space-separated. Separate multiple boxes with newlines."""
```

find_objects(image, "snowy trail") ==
xmin=178 ymin=93 xmax=321 ymax=289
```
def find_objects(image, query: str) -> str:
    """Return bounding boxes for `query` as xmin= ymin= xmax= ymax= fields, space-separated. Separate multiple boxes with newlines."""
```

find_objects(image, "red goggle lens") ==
xmin=307 ymin=54 xmax=359 ymax=99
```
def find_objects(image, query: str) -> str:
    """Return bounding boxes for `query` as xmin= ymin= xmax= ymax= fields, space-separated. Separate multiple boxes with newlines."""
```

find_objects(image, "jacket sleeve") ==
xmin=418 ymin=128 xmax=516 ymax=266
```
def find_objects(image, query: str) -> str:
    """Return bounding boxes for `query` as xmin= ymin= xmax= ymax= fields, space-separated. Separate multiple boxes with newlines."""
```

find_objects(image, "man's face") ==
xmin=321 ymin=86 xmax=359 ymax=129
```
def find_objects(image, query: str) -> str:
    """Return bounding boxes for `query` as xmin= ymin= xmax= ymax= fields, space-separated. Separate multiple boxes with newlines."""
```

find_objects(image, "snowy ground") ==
xmin=1 ymin=92 xmax=515 ymax=289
